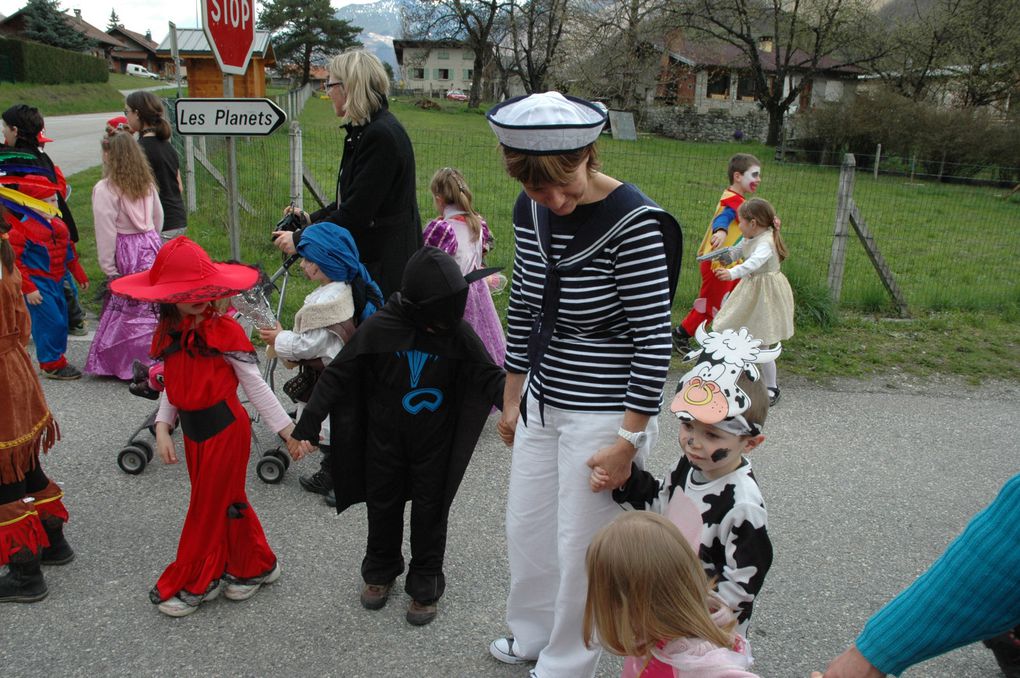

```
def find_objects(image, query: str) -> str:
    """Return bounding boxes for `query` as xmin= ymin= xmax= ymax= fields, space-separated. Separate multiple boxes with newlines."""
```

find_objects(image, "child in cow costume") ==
xmin=288 ymin=247 xmax=505 ymax=627
xmin=594 ymin=324 xmax=777 ymax=636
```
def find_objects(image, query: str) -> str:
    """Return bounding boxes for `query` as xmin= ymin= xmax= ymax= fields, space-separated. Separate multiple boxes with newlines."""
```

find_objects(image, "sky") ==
xmin=0 ymin=0 xmax=377 ymax=44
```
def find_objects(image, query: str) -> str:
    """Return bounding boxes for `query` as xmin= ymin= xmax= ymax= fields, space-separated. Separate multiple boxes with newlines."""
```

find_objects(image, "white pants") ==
xmin=505 ymin=399 xmax=657 ymax=678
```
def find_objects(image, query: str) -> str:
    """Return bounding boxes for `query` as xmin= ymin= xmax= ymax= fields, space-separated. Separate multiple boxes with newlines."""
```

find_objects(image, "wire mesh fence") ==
xmin=174 ymin=111 xmax=1020 ymax=323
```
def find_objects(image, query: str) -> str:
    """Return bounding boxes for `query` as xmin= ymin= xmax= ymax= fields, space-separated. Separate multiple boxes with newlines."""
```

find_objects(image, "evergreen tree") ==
xmin=258 ymin=0 xmax=362 ymax=85
xmin=21 ymin=0 xmax=94 ymax=52
xmin=107 ymin=8 xmax=120 ymax=31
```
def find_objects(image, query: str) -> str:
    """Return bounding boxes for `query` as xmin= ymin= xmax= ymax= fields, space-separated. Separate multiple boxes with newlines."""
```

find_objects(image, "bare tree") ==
xmin=671 ymin=0 xmax=885 ymax=145
xmin=564 ymin=0 xmax=668 ymax=109
xmin=504 ymin=0 xmax=570 ymax=94
xmin=402 ymin=0 xmax=506 ymax=108
xmin=949 ymin=0 xmax=1020 ymax=109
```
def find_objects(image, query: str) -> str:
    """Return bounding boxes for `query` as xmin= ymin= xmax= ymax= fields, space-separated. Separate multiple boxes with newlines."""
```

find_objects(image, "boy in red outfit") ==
xmin=3 ymin=174 xmax=89 ymax=379
xmin=673 ymin=153 xmax=761 ymax=352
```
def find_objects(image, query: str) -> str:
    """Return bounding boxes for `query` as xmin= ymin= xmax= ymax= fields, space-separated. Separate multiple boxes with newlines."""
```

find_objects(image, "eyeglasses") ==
xmin=322 ymin=81 xmax=343 ymax=92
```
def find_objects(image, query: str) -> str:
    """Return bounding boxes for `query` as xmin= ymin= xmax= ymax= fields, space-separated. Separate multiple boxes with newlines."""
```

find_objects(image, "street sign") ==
xmin=174 ymin=98 xmax=287 ymax=136
xmin=201 ymin=0 xmax=256 ymax=76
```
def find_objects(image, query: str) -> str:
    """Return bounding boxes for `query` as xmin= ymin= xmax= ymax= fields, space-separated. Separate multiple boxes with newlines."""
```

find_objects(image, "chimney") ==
xmin=73 ymin=8 xmax=82 ymax=18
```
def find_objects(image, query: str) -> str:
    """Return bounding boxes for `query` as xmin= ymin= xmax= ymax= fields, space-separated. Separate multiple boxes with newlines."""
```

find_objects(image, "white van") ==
xmin=126 ymin=64 xmax=159 ymax=80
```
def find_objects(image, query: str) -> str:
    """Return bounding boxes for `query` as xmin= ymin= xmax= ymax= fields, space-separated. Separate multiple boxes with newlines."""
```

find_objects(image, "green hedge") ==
xmin=0 ymin=36 xmax=108 ymax=84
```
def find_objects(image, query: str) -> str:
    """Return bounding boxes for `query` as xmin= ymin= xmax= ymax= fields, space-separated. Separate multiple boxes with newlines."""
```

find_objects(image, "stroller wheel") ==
xmin=257 ymin=454 xmax=286 ymax=484
xmin=118 ymin=446 xmax=148 ymax=475
xmin=133 ymin=440 xmax=154 ymax=462
xmin=267 ymin=448 xmax=291 ymax=470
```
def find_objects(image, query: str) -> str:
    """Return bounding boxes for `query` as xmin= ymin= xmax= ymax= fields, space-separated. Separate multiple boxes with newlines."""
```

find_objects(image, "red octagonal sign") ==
xmin=201 ymin=0 xmax=256 ymax=76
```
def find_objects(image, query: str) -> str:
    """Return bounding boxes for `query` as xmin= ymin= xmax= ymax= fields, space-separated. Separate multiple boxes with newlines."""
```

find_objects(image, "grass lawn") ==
xmin=63 ymin=95 xmax=1020 ymax=383
xmin=2 ymin=81 xmax=126 ymax=115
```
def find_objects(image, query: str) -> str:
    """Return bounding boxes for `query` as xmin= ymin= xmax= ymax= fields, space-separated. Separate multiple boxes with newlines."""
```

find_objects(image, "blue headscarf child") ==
xmin=296 ymin=222 xmax=383 ymax=324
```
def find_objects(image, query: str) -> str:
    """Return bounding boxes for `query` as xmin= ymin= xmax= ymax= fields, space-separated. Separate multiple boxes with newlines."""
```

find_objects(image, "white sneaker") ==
xmin=224 ymin=562 xmax=281 ymax=601
xmin=157 ymin=580 xmax=222 ymax=617
xmin=489 ymin=637 xmax=533 ymax=665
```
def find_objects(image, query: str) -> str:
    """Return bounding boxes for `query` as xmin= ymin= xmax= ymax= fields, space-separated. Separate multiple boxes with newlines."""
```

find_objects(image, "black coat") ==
xmin=291 ymin=296 xmax=505 ymax=515
xmin=303 ymin=104 xmax=422 ymax=297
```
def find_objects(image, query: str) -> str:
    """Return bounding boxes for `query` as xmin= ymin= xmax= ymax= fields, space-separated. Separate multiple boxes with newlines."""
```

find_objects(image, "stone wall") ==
xmin=642 ymin=106 xmax=769 ymax=143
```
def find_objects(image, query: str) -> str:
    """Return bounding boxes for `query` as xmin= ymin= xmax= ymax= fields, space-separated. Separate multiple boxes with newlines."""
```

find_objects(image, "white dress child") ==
xmin=712 ymin=230 xmax=794 ymax=345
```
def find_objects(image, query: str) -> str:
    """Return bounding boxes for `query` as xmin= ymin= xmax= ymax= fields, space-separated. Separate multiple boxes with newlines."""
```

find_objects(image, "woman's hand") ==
xmin=586 ymin=438 xmax=636 ymax=492
xmin=814 ymin=647 xmax=885 ymax=678
xmin=272 ymin=231 xmax=297 ymax=256
xmin=715 ymin=268 xmax=733 ymax=281
xmin=497 ymin=402 xmax=520 ymax=447
xmin=258 ymin=322 xmax=283 ymax=348
xmin=155 ymin=422 xmax=177 ymax=464
xmin=710 ymin=230 xmax=726 ymax=249
xmin=286 ymin=435 xmax=315 ymax=461
xmin=25 ymin=290 xmax=42 ymax=305
xmin=283 ymin=205 xmax=310 ymax=224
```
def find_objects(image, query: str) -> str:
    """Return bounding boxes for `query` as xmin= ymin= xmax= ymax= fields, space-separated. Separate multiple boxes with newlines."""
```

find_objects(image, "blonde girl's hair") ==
xmin=101 ymin=132 xmax=156 ymax=201
xmin=430 ymin=167 xmax=483 ymax=240
xmin=583 ymin=512 xmax=736 ymax=658
xmin=499 ymin=144 xmax=601 ymax=188
xmin=328 ymin=49 xmax=389 ymax=125
xmin=738 ymin=197 xmax=788 ymax=262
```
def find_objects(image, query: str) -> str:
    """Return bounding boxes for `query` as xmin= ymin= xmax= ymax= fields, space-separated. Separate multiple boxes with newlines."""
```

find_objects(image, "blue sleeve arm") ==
xmin=855 ymin=474 xmax=1020 ymax=675
xmin=711 ymin=206 xmax=736 ymax=233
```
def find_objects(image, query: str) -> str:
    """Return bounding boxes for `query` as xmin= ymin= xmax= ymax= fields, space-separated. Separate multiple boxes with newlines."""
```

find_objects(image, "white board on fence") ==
xmin=609 ymin=111 xmax=637 ymax=141
xmin=174 ymin=98 xmax=287 ymax=136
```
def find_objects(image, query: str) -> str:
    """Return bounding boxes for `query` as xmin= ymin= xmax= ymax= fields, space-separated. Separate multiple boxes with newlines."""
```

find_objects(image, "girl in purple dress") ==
xmin=85 ymin=132 xmax=163 ymax=379
xmin=422 ymin=167 xmax=506 ymax=366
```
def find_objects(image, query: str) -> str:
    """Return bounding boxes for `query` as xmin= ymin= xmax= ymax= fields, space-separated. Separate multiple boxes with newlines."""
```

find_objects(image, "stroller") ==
xmin=116 ymin=251 xmax=301 ymax=485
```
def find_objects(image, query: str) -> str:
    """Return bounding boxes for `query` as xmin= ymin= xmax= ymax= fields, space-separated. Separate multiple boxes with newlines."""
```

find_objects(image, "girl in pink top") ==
xmin=422 ymin=167 xmax=506 ymax=366
xmin=584 ymin=512 xmax=758 ymax=678
xmin=85 ymin=131 xmax=163 ymax=379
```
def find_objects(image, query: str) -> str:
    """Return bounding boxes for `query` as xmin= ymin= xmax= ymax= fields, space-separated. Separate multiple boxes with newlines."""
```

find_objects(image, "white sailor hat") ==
xmin=486 ymin=91 xmax=607 ymax=155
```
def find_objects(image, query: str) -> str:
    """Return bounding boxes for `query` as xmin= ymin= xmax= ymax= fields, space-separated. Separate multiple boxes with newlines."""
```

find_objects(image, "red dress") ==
xmin=149 ymin=314 xmax=276 ymax=604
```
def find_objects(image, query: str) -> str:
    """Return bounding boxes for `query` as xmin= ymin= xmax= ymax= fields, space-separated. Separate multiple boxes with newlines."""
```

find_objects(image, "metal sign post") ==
xmin=222 ymin=75 xmax=241 ymax=261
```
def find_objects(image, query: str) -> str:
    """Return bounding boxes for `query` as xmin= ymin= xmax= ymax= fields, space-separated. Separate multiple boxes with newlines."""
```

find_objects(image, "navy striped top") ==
xmin=505 ymin=184 xmax=673 ymax=415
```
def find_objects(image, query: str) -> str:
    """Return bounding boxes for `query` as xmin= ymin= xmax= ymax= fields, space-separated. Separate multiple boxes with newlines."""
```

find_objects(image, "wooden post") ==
xmin=847 ymin=202 xmax=910 ymax=317
xmin=223 ymin=75 xmax=241 ymax=261
xmin=874 ymin=143 xmax=881 ymax=180
xmin=827 ymin=153 xmax=855 ymax=303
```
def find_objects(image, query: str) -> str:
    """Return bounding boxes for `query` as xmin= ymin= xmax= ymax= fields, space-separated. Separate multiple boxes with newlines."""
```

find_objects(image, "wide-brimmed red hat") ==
xmin=110 ymin=236 xmax=259 ymax=303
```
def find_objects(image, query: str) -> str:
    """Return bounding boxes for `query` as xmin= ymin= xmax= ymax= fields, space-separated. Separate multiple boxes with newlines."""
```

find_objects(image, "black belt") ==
xmin=177 ymin=400 xmax=236 ymax=442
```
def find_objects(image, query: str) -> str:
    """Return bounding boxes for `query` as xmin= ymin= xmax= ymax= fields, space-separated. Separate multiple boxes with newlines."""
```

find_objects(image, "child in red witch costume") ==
xmin=0 ymin=202 xmax=74 ymax=604
xmin=110 ymin=236 xmax=296 ymax=617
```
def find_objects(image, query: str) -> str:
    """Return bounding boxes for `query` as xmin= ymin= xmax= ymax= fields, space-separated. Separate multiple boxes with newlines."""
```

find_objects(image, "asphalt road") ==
xmin=3 ymin=330 xmax=1018 ymax=678
xmin=39 ymin=85 xmax=172 ymax=176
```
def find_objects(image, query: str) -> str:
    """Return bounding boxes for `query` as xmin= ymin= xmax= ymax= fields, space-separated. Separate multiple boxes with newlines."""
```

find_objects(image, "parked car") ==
xmin=446 ymin=89 xmax=468 ymax=101
xmin=126 ymin=64 xmax=159 ymax=80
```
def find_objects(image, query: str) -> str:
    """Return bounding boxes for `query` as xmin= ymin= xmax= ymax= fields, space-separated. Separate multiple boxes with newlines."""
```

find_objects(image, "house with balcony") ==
xmin=392 ymin=39 xmax=482 ymax=97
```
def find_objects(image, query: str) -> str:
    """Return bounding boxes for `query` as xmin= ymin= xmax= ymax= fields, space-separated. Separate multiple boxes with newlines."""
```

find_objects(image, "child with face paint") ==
xmin=593 ymin=326 xmax=777 ymax=638
xmin=673 ymin=153 xmax=761 ymax=354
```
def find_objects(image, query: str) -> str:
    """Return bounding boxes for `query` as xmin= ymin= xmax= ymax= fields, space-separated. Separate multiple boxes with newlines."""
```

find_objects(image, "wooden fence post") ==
xmin=289 ymin=121 xmax=303 ymax=211
xmin=874 ymin=143 xmax=881 ymax=180
xmin=828 ymin=153 xmax=855 ymax=302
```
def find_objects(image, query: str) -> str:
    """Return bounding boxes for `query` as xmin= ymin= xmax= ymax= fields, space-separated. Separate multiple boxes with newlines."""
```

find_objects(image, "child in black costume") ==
xmin=288 ymin=247 xmax=505 ymax=626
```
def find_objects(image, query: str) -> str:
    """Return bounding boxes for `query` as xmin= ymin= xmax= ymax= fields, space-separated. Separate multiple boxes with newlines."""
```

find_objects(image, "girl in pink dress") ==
xmin=422 ymin=167 xmax=506 ymax=366
xmin=584 ymin=512 xmax=758 ymax=678
xmin=85 ymin=132 xmax=163 ymax=379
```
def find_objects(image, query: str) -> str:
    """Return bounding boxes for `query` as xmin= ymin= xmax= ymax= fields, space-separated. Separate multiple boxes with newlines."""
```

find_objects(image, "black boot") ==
xmin=985 ymin=628 xmax=1020 ymax=678
xmin=40 ymin=517 xmax=75 ymax=566
xmin=0 ymin=549 xmax=48 ymax=603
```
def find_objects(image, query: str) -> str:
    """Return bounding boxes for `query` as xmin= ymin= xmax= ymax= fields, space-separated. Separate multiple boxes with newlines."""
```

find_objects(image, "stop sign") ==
xmin=201 ymin=0 xmax=256 ymax=76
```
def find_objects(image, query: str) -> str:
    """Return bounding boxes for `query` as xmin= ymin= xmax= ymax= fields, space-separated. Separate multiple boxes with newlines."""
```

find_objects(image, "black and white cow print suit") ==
xmin=613 ymin=455 xmax=772 ymax=634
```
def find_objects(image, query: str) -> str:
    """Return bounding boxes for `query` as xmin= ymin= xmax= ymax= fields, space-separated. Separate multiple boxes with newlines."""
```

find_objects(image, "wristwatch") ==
xmin=617 ymin=427 xmax=647 ymax=449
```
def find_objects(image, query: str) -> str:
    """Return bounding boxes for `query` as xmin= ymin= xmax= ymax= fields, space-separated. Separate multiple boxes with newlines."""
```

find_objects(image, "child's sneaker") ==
xmin=157 ymin=580 xmax=222 ymax=617
xmin=68 ymin=322 xmax=88 ymax=336
xmin=42 ymin=365 xmax=82 ymax=380
xmin=489 ymin=637 xmax=533 ymax=665
xmin=223 ymin=562 xmax=281 ymax=601
xmin=767 ymin=387 xmax=781 ymax=407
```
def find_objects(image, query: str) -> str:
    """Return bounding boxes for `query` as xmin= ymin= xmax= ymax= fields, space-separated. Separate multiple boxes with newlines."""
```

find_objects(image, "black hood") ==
xmin=397 ymin=247 xmax=469 ymax=334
